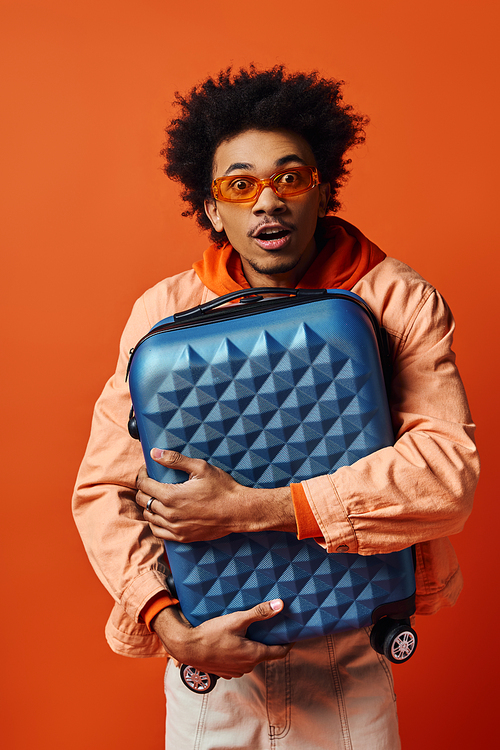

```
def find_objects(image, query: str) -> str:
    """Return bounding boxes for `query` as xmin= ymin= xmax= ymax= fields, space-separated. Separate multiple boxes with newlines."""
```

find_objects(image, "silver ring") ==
xmin=146 ymin=497 xmax=155 ymax=513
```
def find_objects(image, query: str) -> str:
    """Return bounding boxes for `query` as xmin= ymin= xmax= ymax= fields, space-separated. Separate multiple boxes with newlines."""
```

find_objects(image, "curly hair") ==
xmin=162 ymin=66 xmax=368 ymax=245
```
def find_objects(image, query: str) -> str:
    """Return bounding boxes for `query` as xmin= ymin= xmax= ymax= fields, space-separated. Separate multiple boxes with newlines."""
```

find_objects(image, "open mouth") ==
xmin=253 ymin=226 xmax=292 ymax=250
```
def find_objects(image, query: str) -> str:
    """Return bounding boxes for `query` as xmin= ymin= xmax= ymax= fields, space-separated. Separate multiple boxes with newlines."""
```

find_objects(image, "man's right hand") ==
xmin=151 ymin=599 xmax=293 ymax=679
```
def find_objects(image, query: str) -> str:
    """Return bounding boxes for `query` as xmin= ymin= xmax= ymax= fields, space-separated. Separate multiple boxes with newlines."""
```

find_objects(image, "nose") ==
xmin=252 ymin=185 xmax=286 ymax=215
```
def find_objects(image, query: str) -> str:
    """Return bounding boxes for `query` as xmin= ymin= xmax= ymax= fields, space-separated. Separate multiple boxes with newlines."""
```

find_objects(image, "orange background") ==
xmin=1 ymin=0 xmax=499 ymax=747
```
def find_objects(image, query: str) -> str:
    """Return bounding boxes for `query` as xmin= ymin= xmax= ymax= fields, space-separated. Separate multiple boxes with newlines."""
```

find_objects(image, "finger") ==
xmin=137 ymin=490 xmax=176 ymax=526
xmin=140 ymin=495 xmax=185 ymax=531
xmin=136 ymin=475 xmax=180 ymax=509
xmin=136 ymin=470 xmax=167 ymax=498
xmin=261 ymin=642 xmax=294 ymax=662
xmin=135 ymin=489 xmax=154 ymax=511
xmin=145 ymin=496 xmax=156 ymax=514
xmin=136 ymin=465 xmax=149 ymax=487
xmin=136 ymin=488 xmax=170 ymax=517
xmin=150 ymin=448 xmax=208 ymax=476
xmin=145 ymin=522 xmax=183 ymax=542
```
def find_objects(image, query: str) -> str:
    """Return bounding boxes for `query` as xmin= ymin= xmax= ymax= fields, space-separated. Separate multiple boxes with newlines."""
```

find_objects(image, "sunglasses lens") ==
xmin=274 ymin=168 xmax=314 ymax=195
xmin=218 ymin=176 xmax=258 ymax=201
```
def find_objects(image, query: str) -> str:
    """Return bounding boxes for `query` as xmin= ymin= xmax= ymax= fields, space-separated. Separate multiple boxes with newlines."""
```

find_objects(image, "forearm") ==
xmin=233 ymin=485 xmax=297 ymax=535
xmin=150 ymin=603 xmax=193 ymax=657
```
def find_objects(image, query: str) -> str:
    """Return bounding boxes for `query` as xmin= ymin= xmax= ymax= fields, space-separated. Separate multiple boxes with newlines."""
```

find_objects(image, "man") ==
xmin=73 ymin=67 xmax=479 ymax=749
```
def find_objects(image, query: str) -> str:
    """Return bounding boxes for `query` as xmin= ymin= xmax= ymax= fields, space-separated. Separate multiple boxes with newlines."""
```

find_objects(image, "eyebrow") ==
xmin=223 ymin=153 xmax=308 ymax=176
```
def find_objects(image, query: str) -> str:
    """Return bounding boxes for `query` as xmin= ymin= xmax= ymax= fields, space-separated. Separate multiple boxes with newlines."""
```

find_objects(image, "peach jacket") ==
xmin=72 ymin=257 xmax=479 ymax=658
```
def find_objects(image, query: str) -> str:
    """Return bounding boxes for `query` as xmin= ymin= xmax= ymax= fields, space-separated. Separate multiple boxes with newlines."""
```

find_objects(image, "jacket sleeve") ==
xmin=72 ymin=296 xmax=172 ymax=625
xmin=300 ymin=286 xmax=479 ymax=556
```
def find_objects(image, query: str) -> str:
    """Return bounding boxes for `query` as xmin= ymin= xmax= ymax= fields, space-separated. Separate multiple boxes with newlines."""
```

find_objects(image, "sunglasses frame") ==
xmin=211 ymin=166 xmax=320 ymax=204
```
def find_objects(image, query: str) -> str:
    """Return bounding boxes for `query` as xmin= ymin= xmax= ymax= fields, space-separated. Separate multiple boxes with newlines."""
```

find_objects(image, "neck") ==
xmin=239 ymin=237 xmax=319 ymax=289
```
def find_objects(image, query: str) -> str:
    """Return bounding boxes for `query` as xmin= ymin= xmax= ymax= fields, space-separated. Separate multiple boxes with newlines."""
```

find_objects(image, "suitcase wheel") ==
xmin=180 ymin=664 xmax=219 ymax=694
xmin=370 ymin=618 xmax=418 ymax=664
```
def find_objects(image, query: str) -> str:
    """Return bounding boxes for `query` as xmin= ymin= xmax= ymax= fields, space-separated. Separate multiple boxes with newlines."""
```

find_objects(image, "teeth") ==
xmin=261 ymin=229 xmax=283 ymax=236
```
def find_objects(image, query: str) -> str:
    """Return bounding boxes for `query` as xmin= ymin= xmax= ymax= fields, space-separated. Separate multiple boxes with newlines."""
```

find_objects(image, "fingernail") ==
xmin=151 ymin=448 xmax=163 ymax=459
xmin=270 ymin=599 xmax=282 ymax=611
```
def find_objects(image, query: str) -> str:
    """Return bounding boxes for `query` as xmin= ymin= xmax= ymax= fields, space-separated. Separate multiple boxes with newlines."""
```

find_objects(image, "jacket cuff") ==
xmin=141 ymin=592 xmax=179 ymax=632
xmin=301 ymin=474 xmax=358 ymax=553
xmin=290 ymin=483 xmax=324 ymax=540
xmin=120 ymin=564 xmax=174 ymax=622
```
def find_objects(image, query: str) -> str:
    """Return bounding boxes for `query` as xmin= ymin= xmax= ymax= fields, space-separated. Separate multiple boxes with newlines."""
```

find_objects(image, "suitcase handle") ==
xmin=173 ymin=287 xmax=328 ymax=322
xmin=128 ymin=287 xmax=392 ymax=396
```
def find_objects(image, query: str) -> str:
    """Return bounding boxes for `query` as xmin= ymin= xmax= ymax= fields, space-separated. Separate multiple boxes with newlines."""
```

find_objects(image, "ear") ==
xmin=318 ymin=183 xmax=330 ymax=218
xmin=204 ymin=199 xmax=224 ymax=233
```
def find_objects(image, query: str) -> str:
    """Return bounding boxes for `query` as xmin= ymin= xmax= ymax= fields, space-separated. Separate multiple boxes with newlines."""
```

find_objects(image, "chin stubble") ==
xmin=246 ymin=255 xmax=301 ymax=276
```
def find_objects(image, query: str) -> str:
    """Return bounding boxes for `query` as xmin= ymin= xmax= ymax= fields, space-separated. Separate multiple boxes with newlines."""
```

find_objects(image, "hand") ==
xmin=152 ymin=598 xmax=293 ymax=679
xmin=135 ymin=449 xmax=296 ymax=542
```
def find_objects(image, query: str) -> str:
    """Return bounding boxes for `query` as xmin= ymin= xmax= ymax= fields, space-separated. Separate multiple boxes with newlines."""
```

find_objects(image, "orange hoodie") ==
xmin=193 ymin=216 xmax=386 ymax=296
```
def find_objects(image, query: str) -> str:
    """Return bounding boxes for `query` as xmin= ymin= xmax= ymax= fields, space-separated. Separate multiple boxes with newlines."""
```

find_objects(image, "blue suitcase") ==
xmin=127 ymin=288 xmax=417 ymax=691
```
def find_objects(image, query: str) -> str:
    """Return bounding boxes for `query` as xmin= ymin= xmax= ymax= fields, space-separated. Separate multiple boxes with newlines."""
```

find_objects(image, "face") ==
xmin=204 ymin=129 xmax=330 ymax=287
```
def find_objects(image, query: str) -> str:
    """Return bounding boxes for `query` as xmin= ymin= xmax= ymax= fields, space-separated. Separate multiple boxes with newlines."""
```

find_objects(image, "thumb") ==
xmin=231 ymin=599 xmax=284 ymax=631
xmin=150 ymin=448 xmax=205 ymax=475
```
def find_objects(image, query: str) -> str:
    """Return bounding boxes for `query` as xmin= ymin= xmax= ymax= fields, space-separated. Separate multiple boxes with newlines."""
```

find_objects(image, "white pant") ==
xmin=164 ymin=627 xmax=401 ymax=749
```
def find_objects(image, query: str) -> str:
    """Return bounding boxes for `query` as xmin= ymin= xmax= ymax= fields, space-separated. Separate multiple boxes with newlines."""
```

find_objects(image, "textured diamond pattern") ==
xmin=130 ymin=295 xmax=416 ymax=644
xmin=169 ymin=532 xmax=414 ymax=644
xmin=140 ymin=320 xmax=385 ymax=486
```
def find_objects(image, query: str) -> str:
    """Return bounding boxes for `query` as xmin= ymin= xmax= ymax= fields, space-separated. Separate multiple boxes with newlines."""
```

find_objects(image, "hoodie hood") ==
xmin=192 ymin=216 xmax=386 ymax=295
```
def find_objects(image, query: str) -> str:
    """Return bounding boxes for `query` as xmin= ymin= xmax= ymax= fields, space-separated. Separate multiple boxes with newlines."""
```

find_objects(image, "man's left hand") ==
xmin=135 ymin=449 xmax=297 ymax=542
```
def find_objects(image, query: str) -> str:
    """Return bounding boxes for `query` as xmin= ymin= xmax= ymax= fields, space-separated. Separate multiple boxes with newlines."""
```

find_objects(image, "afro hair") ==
xmin=162 ymin=66 xmax=368 ymax=244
